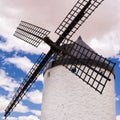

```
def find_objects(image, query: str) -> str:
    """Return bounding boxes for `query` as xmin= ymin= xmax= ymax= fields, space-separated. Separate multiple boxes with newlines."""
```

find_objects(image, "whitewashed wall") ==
xmin=41 ymin=65 xmax=115 ymax=120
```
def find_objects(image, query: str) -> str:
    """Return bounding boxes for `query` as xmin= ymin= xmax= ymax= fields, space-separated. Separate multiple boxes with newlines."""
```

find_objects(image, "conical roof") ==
xmin=76 ymin=36 xmax=94 ymax=52
xmin=54 ymin=36 xmax=104 ymax=63
xmin=63 ymin=36 xmax=96 ymax=60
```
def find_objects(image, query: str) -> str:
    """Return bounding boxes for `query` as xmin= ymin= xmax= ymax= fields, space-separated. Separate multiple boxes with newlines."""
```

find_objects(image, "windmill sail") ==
xmin=55 ymin=0 xmax=104 ymax=40
xmin=54 ymin=37 xmax=115 ymax=93
xmin=14 ymin=21 xmax=51 ymax=47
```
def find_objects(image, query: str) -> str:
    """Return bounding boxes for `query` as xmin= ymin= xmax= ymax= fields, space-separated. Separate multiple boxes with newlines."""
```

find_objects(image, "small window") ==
xmin=71 ymin=67 xmax=76 ymax=73
xmin=100 ymin=70 xmax=104 ymax=75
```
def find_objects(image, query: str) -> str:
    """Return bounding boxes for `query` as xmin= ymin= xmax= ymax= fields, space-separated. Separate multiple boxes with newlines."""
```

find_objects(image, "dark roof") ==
xmin=76 ymin=36 xmax=94 ymax=52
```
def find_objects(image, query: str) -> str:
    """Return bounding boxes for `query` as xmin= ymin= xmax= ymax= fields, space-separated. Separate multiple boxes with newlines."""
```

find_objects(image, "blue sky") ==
xmin=0 ymin=37 xmax=43 ymax=119
xmin=0 ymin=0 xmax=120 ymax=120
xmin=112 ymin=57 xmax=120 ymax=116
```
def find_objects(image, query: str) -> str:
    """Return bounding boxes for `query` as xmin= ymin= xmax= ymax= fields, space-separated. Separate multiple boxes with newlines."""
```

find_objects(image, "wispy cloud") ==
xmin=5 ymin=56 xmax=33 ymax=73
xmin=4 ymin=55 xmax=44 ymax=81
xmin=0 ymin=35 xmax=50 ymax=55
xmin=26 ymin=90 xmax=43 ymax=104
xmin=89 ymin=30 xmax=120 ymax=57
xmin=4 ymin=56 xmax=44 ymax=83
xmin=37 ymin=74 xmax=44 ymax=82
xmin=6 ymin=115 xmax=39 ymax=120
xmin=0 ymin=69 xmax=18 ymax=92
xmin=116 ymin=115 xmax=120 ymax=120
xmin=13 ymin=102 xmax=29 ymax=113
xmin=31 ymin=110 xmax=41 ymax=117
xmin=0 ymin=95 xmax=40 ymax=119
xmin=0 ymin=96 xmax=9 ymax=113
xmin=0 ymin=96 xmax=29 ymax=114
xmin=116 ymin=96 xmax=120 ymax=101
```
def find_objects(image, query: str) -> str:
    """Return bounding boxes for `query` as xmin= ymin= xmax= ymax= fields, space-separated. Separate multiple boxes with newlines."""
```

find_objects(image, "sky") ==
xmin=0 ymin=0 xmax=120 ymax=120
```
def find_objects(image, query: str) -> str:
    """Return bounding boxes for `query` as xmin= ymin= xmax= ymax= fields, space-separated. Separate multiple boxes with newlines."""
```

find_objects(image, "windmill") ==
xmin=4 ymin=0 xmax=116 ymax=119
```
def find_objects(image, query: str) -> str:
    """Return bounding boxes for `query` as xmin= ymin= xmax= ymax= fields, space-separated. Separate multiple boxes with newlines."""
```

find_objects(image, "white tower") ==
xmin=41 ymin=37 xmax=116 ymax=120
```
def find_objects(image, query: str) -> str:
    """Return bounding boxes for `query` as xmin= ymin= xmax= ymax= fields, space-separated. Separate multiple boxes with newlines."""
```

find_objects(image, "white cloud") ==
xmin=116 ymin=97 xmax=119 ymax=101
xmin=0 ymin=96 xmax=9 ymax=113
xmin=5 ymin=56 xmax=33 ymax=73
xmin=7 ymin=115 xmax=39 ymax=120
xmin=89 ymin=29 xmax=120 ymax=57
xmin=14 ymin=102 xmax=29 ymax=113
xmin=116 ymin=115 xmax=120 ymax=120
xmin=31 ymin=110 xmax=41 ymax=117
xmin=0 ymin=96 xmax=29 ymax=116
xmin=116 ymin=96 xmax=120 ymax=101
xmin=0 ymin=69 xmax=30 ymax=117
xmin=0 ymin=0 xmax=50 ymax=55
xmin=0 ymin=96 xmax=29 ymax=114
xmin=5 ymin=56 xmax=44 ymax=82
xmin=26 ymin=90 xmax=43 ymax=104
xmin=5 ymin=56 xmax=44 ymax=83
xmin=0 ymin=36 xmax=50 ymax=54
xmin=37 ymin=74 xmax=44 ymax=82
xmin=5 ymin=117 xmax=17 ymax=120
xmin=0 ymin=69 xmax=18 ymax=92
